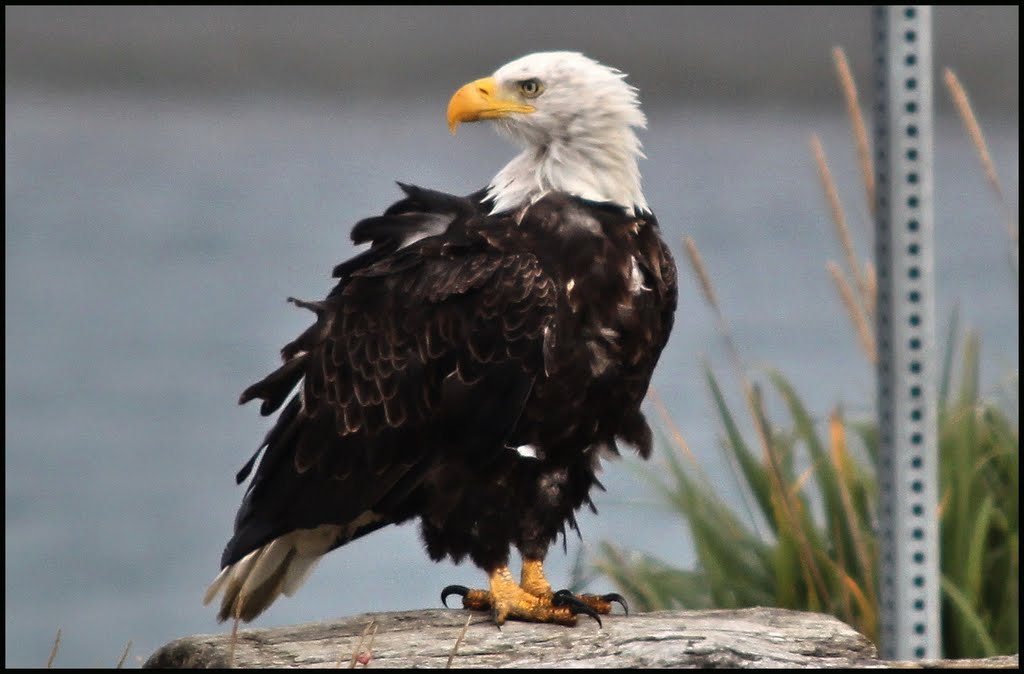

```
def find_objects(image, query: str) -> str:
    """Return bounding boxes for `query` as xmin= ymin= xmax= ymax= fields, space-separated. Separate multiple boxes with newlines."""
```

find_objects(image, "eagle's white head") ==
xmin=447 ymin=51 xmax=649 ymax=216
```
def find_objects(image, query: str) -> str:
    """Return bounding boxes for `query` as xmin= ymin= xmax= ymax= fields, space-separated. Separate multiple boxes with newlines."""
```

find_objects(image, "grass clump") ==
xmin=594 ymin=48 xmax=1018 ymax=659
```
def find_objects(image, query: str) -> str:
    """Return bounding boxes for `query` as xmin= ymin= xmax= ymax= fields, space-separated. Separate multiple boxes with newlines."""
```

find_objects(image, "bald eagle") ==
xmin=204 ymin=51 xmax=677 ymax=627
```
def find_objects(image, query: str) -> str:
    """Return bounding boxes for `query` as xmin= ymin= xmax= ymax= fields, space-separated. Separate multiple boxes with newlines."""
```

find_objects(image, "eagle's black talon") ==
xmin=601 ymin=592 xmax=629 ymax=615
xmin=441 ymin=585 xmax=470 ymax=608
xmin=552 ymin=589 xmax=603 ymax=627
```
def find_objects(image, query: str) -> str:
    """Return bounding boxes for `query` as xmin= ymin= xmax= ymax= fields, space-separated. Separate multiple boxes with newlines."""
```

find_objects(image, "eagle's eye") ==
xmin=518 ymin=78 xmax=544 ymax=98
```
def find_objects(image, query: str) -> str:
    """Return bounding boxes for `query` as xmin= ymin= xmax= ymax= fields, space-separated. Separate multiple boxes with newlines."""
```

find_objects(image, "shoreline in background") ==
xmin=5 ymin=6 xmax=1019 ymax=117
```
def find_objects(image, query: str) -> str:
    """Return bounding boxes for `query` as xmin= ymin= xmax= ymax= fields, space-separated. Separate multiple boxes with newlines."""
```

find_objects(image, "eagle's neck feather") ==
xmin=485 ymin=126 xmax=648 ymax=216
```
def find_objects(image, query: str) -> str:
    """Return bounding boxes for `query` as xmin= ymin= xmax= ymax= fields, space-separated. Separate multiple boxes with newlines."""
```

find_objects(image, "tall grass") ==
xmin=594 ymin=48 xmax=1018 ymax=659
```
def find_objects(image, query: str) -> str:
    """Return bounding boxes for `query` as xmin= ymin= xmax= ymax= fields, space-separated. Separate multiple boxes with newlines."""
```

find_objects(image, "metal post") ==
xmin=872 ymin=5 xmax=941 ymax=660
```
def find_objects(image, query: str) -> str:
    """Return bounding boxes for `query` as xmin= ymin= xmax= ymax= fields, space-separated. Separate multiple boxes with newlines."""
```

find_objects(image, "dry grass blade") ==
xmin=361 ymin=621 xmax=379 ymax=667
xmin=683 ymin=235 xmax=719 ymax=310
xmin=115 ymin=641 xmax=133 ymax=669
xmin=446 ymin=613 xmax=473 ymax=668
xmin=833 ymin=528 xmax=855 ymax=626
xmin=683 ymin=237 xmax=771 ymax=544
xmin=744 ymin=382 xmax=829 ymax=606
xmin=786 ymin=462 xmax=819 ymax=497
xmin=649 ymin=388 xmax=698 ymax=465
xmin=46 ymin=628 xmax=62 ymax=668
xmin=683 ymin=236 xmax=746 ymax=380
xmin=812 ymin=134 xmax=871 ymax=318
xmin=863 ymin=261 xmax=877 ymax=318
xmin=943 ymin=68 xmax=1006 ymax=203
xmin=343 ymin=619 xmax=377 ymax=668
xmin=827 ymin=260 xmax=876 ymax=364
xmin=838 ymin=570 xmax=877 ymax=640
xmin=832 ymin=47 xmax=875 ymax=219
xmin=829 ymin=408 xmax=875 ymax=602
xmin=790 ymin=464 xmax=816 ymax=497
xmin=943 ymin=68 xmax=1018 ymax=260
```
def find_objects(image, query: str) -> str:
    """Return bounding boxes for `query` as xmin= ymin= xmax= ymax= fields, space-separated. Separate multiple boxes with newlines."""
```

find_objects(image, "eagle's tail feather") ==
xmin=203 ymin=525 xmax=340 ymax=622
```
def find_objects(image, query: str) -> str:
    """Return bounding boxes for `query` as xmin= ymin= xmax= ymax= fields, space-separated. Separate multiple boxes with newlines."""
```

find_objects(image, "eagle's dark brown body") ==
xmin=221 ymin=184 xmax=676 ymax=617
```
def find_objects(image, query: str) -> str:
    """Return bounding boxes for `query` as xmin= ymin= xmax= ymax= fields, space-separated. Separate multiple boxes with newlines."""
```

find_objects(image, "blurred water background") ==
xmin=5 ymin=6 xmax=1018 ymax=667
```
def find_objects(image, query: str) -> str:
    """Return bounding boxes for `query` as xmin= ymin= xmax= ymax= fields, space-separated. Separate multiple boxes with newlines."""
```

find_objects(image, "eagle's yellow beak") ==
xmin=446 ymin=77 xmax=536 ymax=134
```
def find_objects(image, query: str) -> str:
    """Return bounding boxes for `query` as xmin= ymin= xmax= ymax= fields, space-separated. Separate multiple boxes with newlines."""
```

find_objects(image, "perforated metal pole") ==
xmin=872 ymin=5 xmax=941 ymax=660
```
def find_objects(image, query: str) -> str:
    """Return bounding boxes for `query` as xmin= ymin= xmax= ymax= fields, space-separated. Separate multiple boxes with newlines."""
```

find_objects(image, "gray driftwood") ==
xmin=144 ymin=607 xmax=1018 ymax=669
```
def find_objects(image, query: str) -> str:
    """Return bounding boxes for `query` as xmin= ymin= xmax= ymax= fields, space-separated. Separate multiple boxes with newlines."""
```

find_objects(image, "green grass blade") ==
xmin=703 ymin=363 xmax=776 ymax=536
xmin=964 ymin=494 xmax=995 ymax=602
xmin=938 ymin=306 xmax=960 ymax=409
xmin=764 ymin=369 xmax=849 ymax=567
xmin=941 ymin=575 xmax=999 ymax=657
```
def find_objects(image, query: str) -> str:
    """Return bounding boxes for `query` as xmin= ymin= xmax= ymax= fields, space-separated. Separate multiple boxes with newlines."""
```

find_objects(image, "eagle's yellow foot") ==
xmin=440 ymin=560 xmax=626 ymax=626
xmin=521 ymin=557 xmax=628 ymax=618
xmin=520 ymin=558 xmax=627 ymax=617
xmin=441 ymin=565 xmax=593 ymax=626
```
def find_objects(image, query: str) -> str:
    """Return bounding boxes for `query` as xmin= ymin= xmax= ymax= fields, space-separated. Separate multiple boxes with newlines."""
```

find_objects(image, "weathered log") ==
xmin=143 ymin=607 xmax=1018 ymax=669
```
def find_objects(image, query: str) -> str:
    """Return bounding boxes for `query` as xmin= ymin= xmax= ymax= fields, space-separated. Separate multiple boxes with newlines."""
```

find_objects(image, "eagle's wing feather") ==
xmin=221 ymin=195 xmax=557 ymax=570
